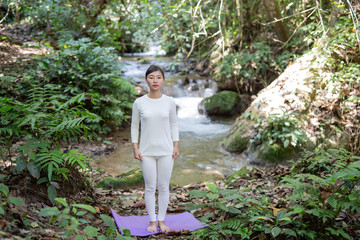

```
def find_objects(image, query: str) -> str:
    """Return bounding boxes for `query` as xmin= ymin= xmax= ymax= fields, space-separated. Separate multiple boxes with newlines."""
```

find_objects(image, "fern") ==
xmin=62 ymin=149 xmax=92 ymax=171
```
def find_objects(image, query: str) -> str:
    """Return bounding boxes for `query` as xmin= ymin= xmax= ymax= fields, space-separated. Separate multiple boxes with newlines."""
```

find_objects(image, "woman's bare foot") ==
xmin=158 ymin=221 xmax=170 ymax=232
xmin=147 ymin=221 xmax=158 ymax=232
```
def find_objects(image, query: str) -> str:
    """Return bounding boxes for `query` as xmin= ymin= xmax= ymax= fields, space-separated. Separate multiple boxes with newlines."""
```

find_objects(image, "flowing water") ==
xmin=94 ymin=57 xmax=248 ymax=186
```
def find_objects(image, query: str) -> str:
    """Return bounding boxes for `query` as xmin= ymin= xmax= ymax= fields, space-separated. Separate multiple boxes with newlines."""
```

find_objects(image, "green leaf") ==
xmin=76 ymin=211 xmax=87 ymax=216
xmin=72 ymin=204 xmax=96 ymax=213
xmin=84 ymin=226 xmax=99 ymax=237
xmin=48 ymin=163 xmax=53 ymax=182
xmin=292 ymin=206 xmax=305 ymax=213
xmin=206 ymin=193 xmax=219 ymax=200
xmin=271 ymin=227 xmax=281 ymax=238
xmin=187 ymin=190 xmax=208 ymax=198
xmin=8 ymin=196 xmax=23 ymax=206
xmin=348 ymin=194 xmax=357 ymax=201
xmin=48 ymin=185 xmax=57 ymax=205
xmin=0 ymin=174 xmax=6 ymax=181
xmin=282 ymin=228 xmax=297 ymax=237
xmin=41 ymin=60 xmax=50 ymax=69
xmin=0 ymin=206 xmax=4 ymax=215
xmin=0 ymin=183 xmax=9 ymax=196
xmin=37 ymin=177 xmax=49 ymax=185
xmin=228 ymin=206 xmax=241 ymax=214
xmin=55 ymin=198 xmax=68 ymax=207
xmin=185 ymin=203 xmax=207 ymax=211
xmin=97 ymin=235 xmax=107 ymax=240
xmin=74 ymin=234 xmax=86 ymax=240
xmin=338 ymin=229 xmax=351 ymax=240
xmin=278 ymin=217 xmax=291 ymax=222
xmin=120 ymin=227 xmax=131 ymax=237
xmin=327 ymin=196 xmax=337 ymax=208
xmin=40 ymin=207 xmax=61 ymax=217
xmin=206 ymin=183 xmax=219 ymax=193
xmin=101 ymin=214 xmax=117 ymax=230
xmin=15 ymin=157 xmax=27 ymax=173
xmin=27 ymin=160 xmax=40 ymax=179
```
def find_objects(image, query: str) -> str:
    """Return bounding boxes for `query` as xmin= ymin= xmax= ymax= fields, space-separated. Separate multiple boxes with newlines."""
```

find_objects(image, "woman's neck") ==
xmin=147 ymin=91 xmax=162 ymax=99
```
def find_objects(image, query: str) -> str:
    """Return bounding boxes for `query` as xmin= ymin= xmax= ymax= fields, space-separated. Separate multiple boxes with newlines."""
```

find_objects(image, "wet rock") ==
xmin=222 ymin=118 xmax=255 ymax=152
xmin=190 ymin=79 xmax=199 ymax=91
xmin=183 ymin=77 xmax=190 ymax=85
xmin=252 ymin=143 xmax=300 ymax=164
xmin=199 ymin=91 xmax=241 ymax=116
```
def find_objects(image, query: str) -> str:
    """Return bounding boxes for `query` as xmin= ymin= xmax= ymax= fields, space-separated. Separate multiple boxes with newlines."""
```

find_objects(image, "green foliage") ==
xmin=33 ymin=38 xmax=136 ymax=133
xmin=189 ymin=149 xmax=359 ymax=240
xmin=214 ymin=42 xmax=277 ymax=92
xmin=40 ymin=198 xmax=134 ymax=239
xmin=0 ymin=175 xmax=24 ymax=215
xmin=250 ymin=110 xmax=305 ymax=148
xmin=0 ymin=175 xmax=25 ymax=231
xmin=0 ymin=81 xmax=97 ymax=201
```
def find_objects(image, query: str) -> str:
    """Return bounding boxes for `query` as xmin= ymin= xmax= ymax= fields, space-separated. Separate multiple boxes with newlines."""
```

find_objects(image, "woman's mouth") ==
xmin=153 ymin=85 xmax=159 ymax=87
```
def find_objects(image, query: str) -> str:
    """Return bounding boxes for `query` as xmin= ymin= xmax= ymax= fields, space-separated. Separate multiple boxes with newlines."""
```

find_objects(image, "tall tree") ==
xmin=263 ymin=0 xmax=290 ymax=42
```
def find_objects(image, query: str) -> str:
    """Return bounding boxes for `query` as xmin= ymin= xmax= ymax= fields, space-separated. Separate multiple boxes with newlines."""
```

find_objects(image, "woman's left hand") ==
xmin=172 ymin=142 xmax=179 ymax=159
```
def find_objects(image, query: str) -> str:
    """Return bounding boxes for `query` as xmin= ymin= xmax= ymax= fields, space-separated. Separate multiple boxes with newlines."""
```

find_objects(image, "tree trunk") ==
xmin=263 ymin=0 xmax=290 ymax=42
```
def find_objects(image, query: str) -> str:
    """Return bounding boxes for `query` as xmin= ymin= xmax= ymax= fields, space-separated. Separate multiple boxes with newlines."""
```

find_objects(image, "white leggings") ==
xmin=141 ymin=155 xmax=174 ymax=222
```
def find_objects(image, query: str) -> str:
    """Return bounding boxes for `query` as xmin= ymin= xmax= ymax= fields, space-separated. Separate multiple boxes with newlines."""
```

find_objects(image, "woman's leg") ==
xmin=157 ymin=155 xmax=174 ymax=227
xmin=140 ymin=156 xmax=157 ymax=228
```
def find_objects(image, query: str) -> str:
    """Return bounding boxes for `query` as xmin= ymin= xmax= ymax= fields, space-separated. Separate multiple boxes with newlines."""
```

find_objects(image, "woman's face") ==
xmin=146 ymin=70 xmax=164 ymax=91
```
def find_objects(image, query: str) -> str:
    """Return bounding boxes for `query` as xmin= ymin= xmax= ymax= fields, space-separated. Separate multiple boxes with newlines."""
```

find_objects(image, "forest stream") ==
xmin=93 ymin=57 xmax=248 ymax=186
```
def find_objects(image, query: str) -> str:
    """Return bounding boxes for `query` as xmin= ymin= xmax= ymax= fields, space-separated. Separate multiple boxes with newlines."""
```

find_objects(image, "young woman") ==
xmin=131 ymin=65 xmax=180 ymax=233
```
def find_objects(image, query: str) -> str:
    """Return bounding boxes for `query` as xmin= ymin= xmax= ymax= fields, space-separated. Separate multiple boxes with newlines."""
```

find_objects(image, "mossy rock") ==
xmin=255 ymin=143 xmax=299 ymax=163
xmin=225 ymin=167 xmax=250 ymax=185
xmin=222 ymin=119 xmax=254 ymax=152
xmin=97 ymin=168 xmax=144 ymax=190
xmin=201 ymin=91 xmax=240 ymax=116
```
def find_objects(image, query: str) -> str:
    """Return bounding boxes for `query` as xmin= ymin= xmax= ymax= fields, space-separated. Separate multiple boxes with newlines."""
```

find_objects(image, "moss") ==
xmin=256 ymin=143 xmax=298 ymax=163
xmin=97 ymin=168 xmax=144 ymax=190
xmin=203 ymin=91 xmax=240 ymax=116
xmin=224 ymin=132 xmax=250 ymax=153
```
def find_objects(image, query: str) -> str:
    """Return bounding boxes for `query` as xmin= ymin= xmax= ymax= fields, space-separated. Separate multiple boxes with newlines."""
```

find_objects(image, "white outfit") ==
xmin=141 ymin=155 xmax=173 ymax=221
xmin=131 ymin=94 xmax=179 ymax=222
xmin=131 ymin=94 xmax=179 ymax=156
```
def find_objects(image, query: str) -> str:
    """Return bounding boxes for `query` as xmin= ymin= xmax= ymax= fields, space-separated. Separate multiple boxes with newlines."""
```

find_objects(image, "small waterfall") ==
xmin=174 ymin=97 xmax=230 ymax=136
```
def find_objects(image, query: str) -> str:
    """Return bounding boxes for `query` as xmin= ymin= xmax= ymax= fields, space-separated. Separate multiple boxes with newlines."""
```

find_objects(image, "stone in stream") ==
xmin=199 ymin=91 xmax=250 ymax=116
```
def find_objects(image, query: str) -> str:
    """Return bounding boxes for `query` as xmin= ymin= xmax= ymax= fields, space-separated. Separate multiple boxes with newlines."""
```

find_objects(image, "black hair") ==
xmin=145 ymin=65 xmax=165 ymax=79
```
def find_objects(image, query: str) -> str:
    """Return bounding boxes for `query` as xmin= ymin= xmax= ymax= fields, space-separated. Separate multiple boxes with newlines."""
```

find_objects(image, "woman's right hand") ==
xmin=134 ymin=149 xmax=143 ymax=161
xmin=132 ymin=143 xmax=143 ymax=161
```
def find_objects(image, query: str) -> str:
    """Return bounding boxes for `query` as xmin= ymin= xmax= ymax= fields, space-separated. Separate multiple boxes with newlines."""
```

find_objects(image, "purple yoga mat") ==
xmin=111 ymin=209 xmax=208 ymax=236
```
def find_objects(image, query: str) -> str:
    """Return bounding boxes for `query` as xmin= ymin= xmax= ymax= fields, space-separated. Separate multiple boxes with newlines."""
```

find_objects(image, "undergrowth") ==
xmin=189 ymin=148 xmax=360 ymax=240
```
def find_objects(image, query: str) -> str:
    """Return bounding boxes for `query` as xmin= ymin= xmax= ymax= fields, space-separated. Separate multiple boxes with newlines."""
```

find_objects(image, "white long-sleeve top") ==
xmin=131 ymin=94 xmax=179 ymax=156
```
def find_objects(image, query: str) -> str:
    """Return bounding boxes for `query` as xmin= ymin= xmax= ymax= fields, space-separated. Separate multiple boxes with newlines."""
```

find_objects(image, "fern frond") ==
xmin=62 ymin=149 xmax=92 ymax=171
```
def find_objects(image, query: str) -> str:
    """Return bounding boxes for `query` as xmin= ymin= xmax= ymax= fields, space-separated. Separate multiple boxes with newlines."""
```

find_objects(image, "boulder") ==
xmin=223 ymin=47 xmax=349 ymax=164
xmin=199 ymin=91 xmax=249 ymax=116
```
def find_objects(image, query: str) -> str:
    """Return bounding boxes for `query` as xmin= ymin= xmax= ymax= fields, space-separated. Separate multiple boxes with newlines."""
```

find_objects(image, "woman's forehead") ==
xmin=148 ymin=71 xmax=163 ymax=76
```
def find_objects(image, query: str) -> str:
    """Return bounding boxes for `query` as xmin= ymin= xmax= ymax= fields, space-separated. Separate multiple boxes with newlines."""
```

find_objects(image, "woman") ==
xmin=131 ymin=65 xmax=180 ymax=233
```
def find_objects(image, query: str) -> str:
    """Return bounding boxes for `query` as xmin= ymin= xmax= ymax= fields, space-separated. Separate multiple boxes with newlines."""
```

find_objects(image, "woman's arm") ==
xmin=170 ymin=99 xmax=179 ymax=159
xmin=131 ymin=100 xmax=142 ymax=160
